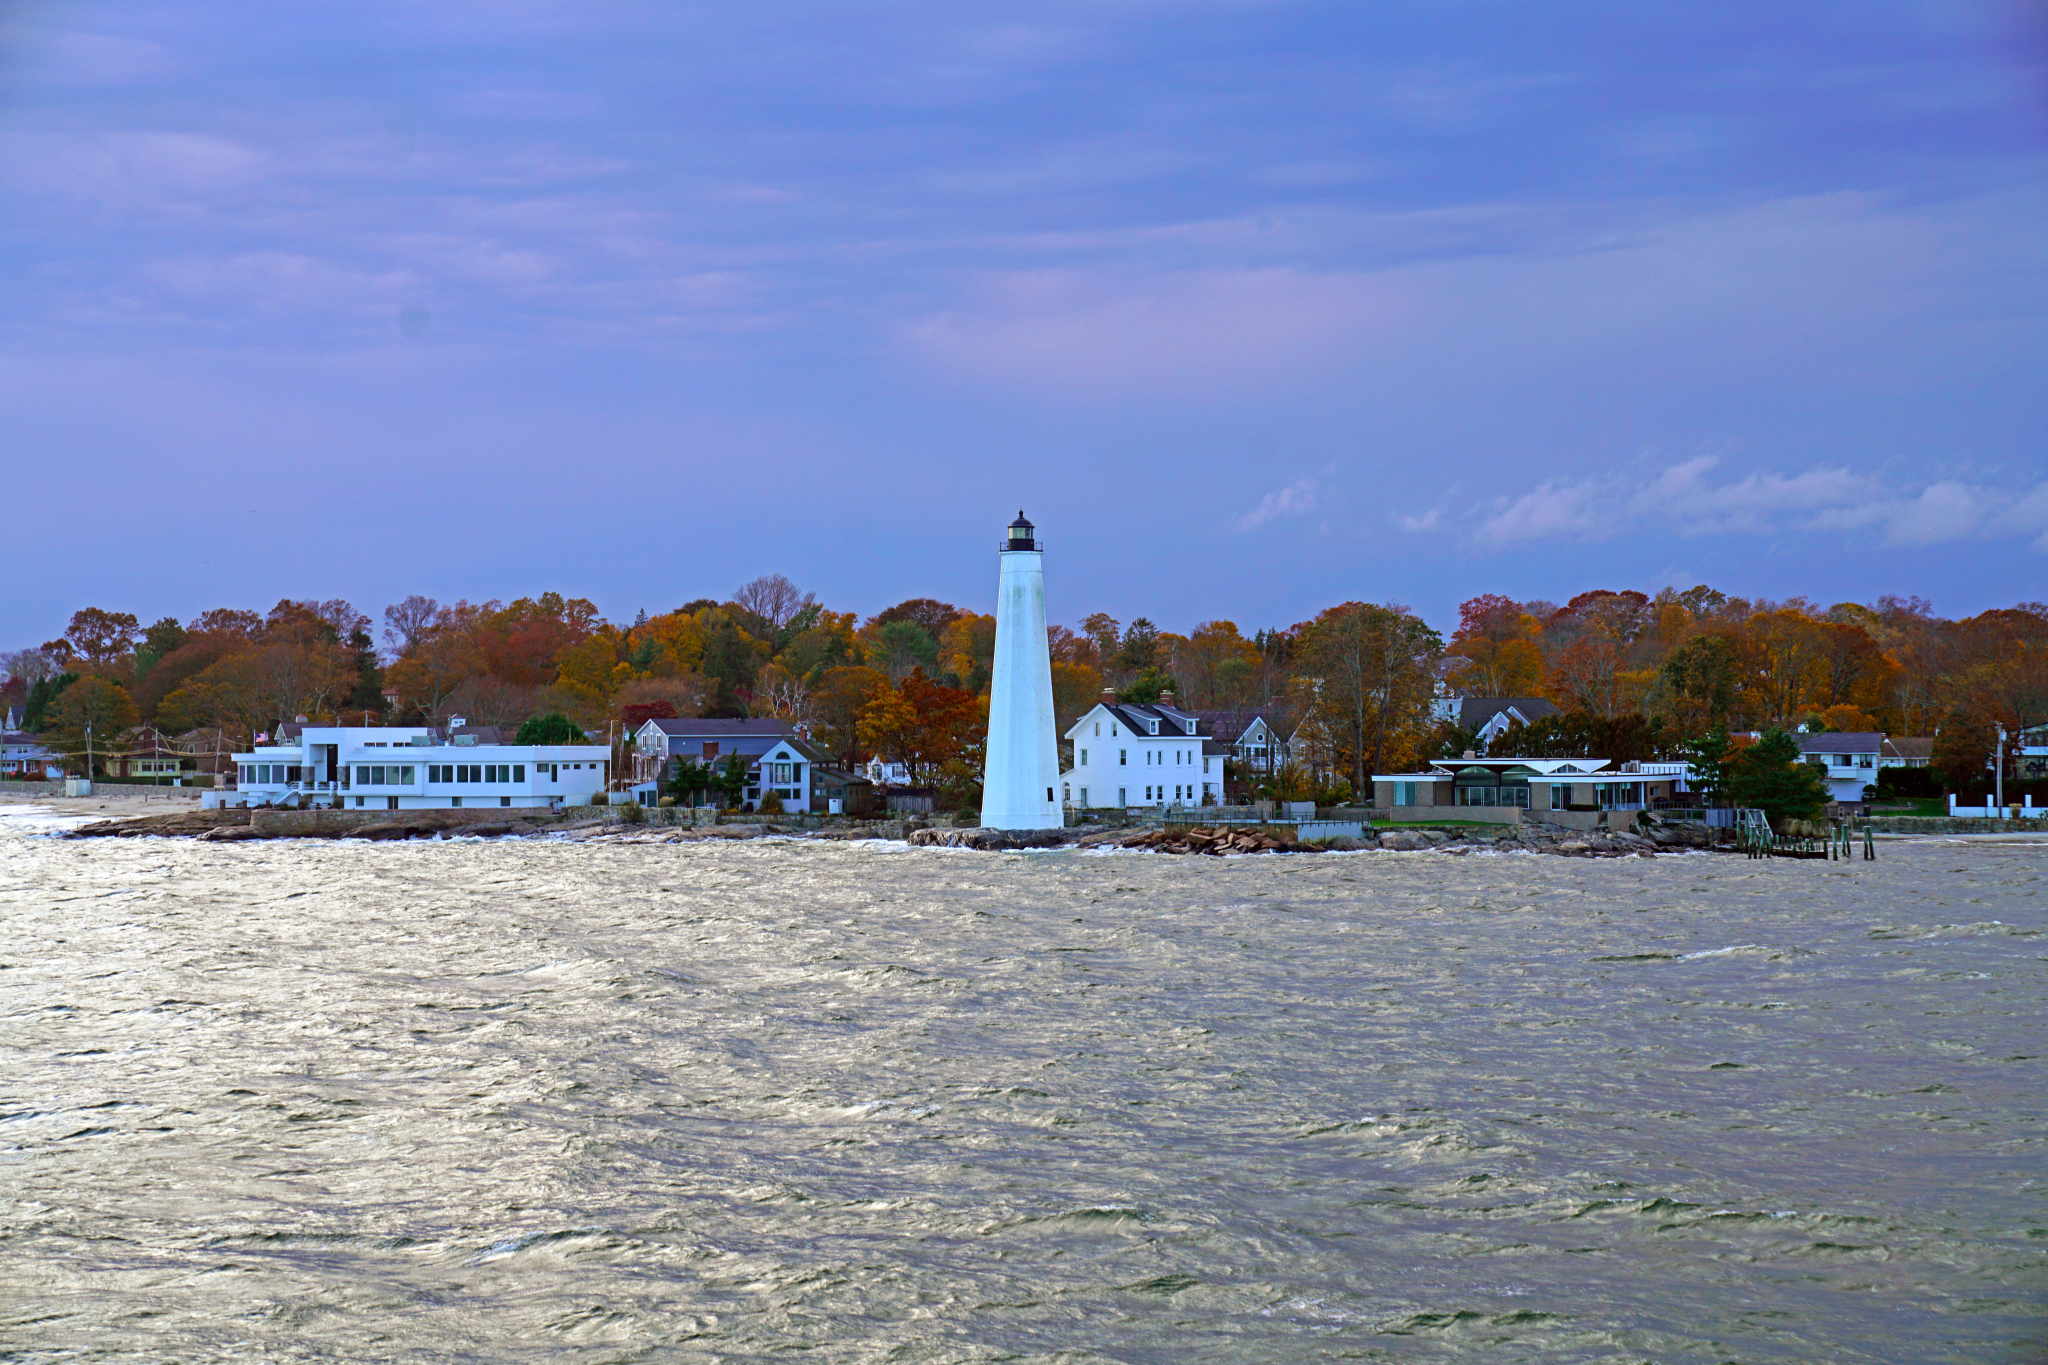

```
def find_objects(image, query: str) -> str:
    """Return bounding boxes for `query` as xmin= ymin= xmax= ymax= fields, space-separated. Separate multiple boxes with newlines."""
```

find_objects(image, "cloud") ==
xmin=1443 ymin=454 xmax=2048 ymax=551
xmin=1235 ymin=479 xmax=1318 ymax=533
xmin=901 ymin=269 xmax=1415 ymax=397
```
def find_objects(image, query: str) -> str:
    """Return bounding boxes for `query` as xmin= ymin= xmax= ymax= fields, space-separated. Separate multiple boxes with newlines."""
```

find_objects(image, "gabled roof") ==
xmin=762 ymin=735 xmax=838 ymax=766
xmin=1186 ymin=710 xmax=1278 ymax=745
xmin=1455 ymin=696 xmax=1560 ymax=729
xmin=1798 ymin=732 xmax=1883 ymax=754
xmin=640 ymin=717 xmax=791 ymax=737
xmin=1882 ymin=736 xmax=1933 ymax=759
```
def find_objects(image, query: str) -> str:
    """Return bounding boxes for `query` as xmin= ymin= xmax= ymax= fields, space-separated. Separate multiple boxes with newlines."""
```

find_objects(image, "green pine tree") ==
xmin=1728 ymin=727 xmax=1829 ymax=824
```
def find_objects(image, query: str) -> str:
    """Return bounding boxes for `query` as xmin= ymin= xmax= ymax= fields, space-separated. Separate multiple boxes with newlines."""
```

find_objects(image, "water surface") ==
xmin=3 ymin=816 xmax=2043 ymax=1361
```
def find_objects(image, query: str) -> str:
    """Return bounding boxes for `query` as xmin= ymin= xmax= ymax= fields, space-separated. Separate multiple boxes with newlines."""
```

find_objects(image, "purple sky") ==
xmin=3 ymin=0 xmax=2044 ymax=646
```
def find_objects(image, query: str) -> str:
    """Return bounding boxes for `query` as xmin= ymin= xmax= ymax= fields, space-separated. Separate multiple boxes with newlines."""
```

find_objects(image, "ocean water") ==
xmin=2 ymin=811 xmax=2043 ymax=1362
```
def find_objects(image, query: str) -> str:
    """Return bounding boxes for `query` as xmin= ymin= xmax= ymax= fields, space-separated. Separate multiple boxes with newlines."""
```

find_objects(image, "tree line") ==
xmin=4 ymin=580 xmax=2042 ymax=806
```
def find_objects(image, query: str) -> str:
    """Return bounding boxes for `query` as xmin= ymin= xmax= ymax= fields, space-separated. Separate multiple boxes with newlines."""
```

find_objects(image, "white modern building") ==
xmin=211 ymin=721 xmax=611 ymax=810
xmin=1062 ymin=689 xmax=1226 ymax=810
xmin=1373 ymin=757 xmax=1690 ymax=812
xmin=981 ymin=512 xmax=1061 ymax=830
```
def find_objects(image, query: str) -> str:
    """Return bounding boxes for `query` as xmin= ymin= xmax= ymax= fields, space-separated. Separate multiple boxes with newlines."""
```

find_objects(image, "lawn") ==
xmin=1869 ymin=798 xmax=1948 ymax=818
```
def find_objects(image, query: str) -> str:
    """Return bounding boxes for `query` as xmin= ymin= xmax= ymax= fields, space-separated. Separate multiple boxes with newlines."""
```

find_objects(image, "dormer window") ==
xmin=1148 ymin=720 xmax=1159 ymax=735
xmin=1185 ymin=720 xmax=1197 ymax=735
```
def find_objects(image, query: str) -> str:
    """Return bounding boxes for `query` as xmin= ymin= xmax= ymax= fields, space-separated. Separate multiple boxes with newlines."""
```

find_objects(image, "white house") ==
xmin=1061 ymin=689 xmax=1225 ymax=810
xmin=1797 ymin=732 xmax=1882 ymax=803
xmin=212 ymin=722 xmax=610 ymax=810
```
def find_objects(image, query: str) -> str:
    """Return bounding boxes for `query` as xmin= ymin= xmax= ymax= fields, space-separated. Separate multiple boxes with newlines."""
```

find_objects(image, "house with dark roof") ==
xmin=1797 ymin=732 xmax=1882 ymax=803
xmin=1186 ymin=707 xmax=1292 ymax=776
xmin=1060 ymin=688 xmax=1225 ymax=809
xmin=631 ymin=716 xmax=793 ymax=786
xmin=1431 ymin=696 xmax=1562 ymax=747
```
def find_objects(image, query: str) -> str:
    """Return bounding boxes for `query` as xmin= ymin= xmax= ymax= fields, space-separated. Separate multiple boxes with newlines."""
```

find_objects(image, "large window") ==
xmin=1454 ymin=765 xmax=1533 ymax=808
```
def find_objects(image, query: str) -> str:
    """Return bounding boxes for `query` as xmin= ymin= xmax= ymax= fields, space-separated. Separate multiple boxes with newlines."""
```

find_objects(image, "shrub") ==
xmin=588 ymin=791 xmax=608 ymax=806
xmin=759 ymin=791 xmax=784 ymax=814
xmin=658 ymin=796 xmax=677 ymax=808
xmin=515 ymin=712 xmax=585 ymax=745
xmin=955 ymin=806 xmax=979 ymax=824
xmin=1875 ymin=765 xmax=1938 ymax=799
xmin=619 ymin=800 xmax=644 ymax=822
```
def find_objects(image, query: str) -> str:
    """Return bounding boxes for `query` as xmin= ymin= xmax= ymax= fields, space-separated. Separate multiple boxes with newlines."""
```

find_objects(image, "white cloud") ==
xmin=1444 ymin=454 xmax=2048 ymax=551
xmin=1235 ymin=479 xmax=1318 ymax=533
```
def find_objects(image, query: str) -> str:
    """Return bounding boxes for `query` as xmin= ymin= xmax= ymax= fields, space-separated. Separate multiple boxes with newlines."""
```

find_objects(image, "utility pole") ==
xmin=1996 ymin=724 xmax=2006 ymax=813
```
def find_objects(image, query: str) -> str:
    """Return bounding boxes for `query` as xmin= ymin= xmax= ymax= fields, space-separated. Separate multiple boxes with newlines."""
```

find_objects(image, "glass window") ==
xmin=512 ymin=765 xmax=523 ymax=782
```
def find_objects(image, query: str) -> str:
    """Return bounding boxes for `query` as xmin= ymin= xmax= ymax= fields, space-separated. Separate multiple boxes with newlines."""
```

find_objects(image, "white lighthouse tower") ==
xmin=980 ymin=512 xmax=1061 ymax=830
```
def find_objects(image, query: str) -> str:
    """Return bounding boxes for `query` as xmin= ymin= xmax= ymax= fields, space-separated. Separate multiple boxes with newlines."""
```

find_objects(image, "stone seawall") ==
xmin=250 ymin=807 xmax=560 ymax=836
xmin=1862 ymin=815 xmax=2048 ymax=835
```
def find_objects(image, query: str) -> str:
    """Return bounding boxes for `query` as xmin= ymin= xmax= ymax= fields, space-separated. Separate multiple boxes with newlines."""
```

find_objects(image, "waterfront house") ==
xmin=214 ymin=723 xmax=611 ymax=809
xmin=2 ymin=729 xmax=59 ymax=780
xmin=631 ymin=717 xmax=792 ymax=787
xmin=1061 ymin=689 xmax=1226 ymax=810
xmin=1373 ymin=757 xmax=1689 ymax=815
xmin=1797 ymin=732 xmax=1883 ymax=803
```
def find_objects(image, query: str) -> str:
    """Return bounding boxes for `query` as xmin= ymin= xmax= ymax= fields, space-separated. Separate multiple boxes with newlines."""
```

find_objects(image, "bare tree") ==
xmin=311 ymin=599 xmax=370 ymax=642
xmin=0 ymin=648 xmax=58 ymax=688
xmin=382 ymin=595 xmax=440 ymax=658
xmin=446 ymin=675 xmax=541 ymax=732
xmin=733 ymin=575 xmax=815 ymax=632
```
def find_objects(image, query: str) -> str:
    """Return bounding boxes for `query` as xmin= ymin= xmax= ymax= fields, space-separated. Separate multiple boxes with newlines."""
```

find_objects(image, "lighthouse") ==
xmin=980 ymin=512 xmax=1062 ymax=830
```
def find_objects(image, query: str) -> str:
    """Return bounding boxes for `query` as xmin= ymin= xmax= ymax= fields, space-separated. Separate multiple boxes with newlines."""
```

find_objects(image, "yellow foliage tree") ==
xmin=555 ymin=634 xmax=623 ymax=701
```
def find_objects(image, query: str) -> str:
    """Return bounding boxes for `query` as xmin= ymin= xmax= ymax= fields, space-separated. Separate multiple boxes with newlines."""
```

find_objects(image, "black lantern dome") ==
xmin=1003 ymin=511 xmax=1036 ymax=552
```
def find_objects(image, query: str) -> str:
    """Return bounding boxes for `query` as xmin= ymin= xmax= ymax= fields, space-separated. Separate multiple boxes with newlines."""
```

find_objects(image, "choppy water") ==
xmin=2 ymin=809 xmax=2044 ymax=1362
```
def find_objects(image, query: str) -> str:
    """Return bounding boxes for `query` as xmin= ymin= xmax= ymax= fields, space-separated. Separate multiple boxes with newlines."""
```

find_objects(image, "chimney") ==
xmin=1100 ymin=687 xmax=1117 ymax=705
xmin=1159 ymin=690 xmax=1176 ymax=707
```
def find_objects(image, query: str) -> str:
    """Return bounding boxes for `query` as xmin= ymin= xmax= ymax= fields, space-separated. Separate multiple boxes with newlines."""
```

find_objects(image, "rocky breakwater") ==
xmin=1117 ymin=825 xmax=1327 ymax=855
xmin=907 ymin=826 xmax=1081 ymax=851
xmin=1375 ymin=819 xmax=1707 ymax=857
xmin=65 ymin=808 xmax=551 ymax=842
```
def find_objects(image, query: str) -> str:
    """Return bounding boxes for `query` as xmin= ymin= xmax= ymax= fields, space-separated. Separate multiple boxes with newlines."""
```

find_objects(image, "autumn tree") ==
xmin=64 ymin=608 xmax=140 ymax=667
xmin=813 ymin=665 xmax=889 ymax=767
xmin=857 ymin=668 xmax=984 ymax=784
xmin=939 ymin=613 xmax=998 ymax=692
xmin=1445 ymin=595 xmax=1544 ymax=696
xmin=45 ymin=677 xmax=140 ymax=774
xmin=1294 ymin=602 xmax=1443 ymax=793
xmin=1172 ymin=621 xmax=1260 ymax=709
xmin=191 ymin=607 xmax=263 ymax=639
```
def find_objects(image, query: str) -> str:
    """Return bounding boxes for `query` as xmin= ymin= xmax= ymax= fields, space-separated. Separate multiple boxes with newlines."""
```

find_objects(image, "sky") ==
xmin=2 ymin=0 xmax=2044 ymax=647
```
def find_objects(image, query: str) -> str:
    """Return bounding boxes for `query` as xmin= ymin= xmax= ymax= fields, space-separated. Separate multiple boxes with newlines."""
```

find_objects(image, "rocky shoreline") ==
xmin=56 ymin=807 xmax=1718 ymax=857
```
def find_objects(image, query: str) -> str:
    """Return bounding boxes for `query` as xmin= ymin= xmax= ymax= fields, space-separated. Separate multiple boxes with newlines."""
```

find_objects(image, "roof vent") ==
xmin=453 ymin=734 xmax=477 ymax=747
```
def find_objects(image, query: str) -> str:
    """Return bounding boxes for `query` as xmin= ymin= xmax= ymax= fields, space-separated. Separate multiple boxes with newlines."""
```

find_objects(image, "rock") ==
xmin=1318 ymin=836 xmax=1367 ymax=851
xmin=908 ymin=826 xmax=1067 ymax=851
